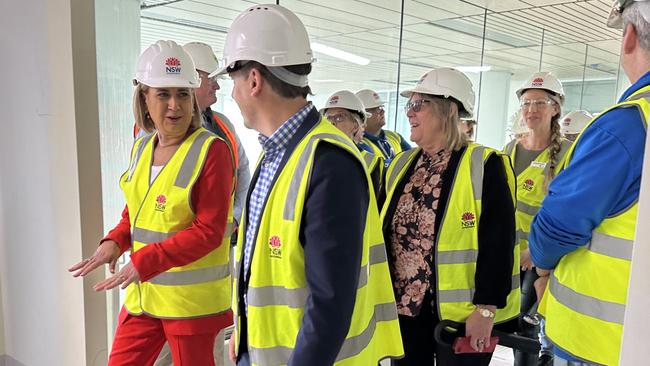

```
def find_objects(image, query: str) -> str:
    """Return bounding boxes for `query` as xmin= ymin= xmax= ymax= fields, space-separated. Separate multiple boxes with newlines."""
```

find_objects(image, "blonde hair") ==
xmin=544 ymin=113 xmax=563 ymax=191
xmin=133 ymin=83 xmax=203 ymax=134
xmin=419 ymin=93 xmax=467 ymax=151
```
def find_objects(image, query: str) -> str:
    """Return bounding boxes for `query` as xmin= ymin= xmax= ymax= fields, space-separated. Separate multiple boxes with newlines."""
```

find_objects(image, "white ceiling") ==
xmin=140 ymin=0 xmax=622 ymax=94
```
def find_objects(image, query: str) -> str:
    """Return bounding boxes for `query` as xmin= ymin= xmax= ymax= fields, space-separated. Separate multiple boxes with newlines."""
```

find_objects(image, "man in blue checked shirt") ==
xmin=212 ymin=4 xmax=403 ymax=366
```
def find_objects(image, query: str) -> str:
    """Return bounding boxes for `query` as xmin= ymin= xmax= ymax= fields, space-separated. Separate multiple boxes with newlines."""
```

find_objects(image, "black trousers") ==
xmin=394 ymin=293 xmax=493 ymax=366
xmin=514 ymin=268 xmax=540 ymax=366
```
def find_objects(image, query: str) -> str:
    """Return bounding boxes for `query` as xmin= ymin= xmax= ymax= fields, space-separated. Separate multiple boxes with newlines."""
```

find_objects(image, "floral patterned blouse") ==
xmin=389 ymin=149 xmax=451 ymax=317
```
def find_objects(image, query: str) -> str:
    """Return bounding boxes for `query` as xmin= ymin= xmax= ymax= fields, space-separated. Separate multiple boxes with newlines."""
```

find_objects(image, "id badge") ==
xmin=530 ymin=161 xmax=547 ymax=169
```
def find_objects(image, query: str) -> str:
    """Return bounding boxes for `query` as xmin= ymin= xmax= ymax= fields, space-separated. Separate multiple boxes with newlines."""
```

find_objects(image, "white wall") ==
xmin=0 ymin=0 xmax=107 ymax=365
xmin=619 ymin=121 xmax=650 ymax=364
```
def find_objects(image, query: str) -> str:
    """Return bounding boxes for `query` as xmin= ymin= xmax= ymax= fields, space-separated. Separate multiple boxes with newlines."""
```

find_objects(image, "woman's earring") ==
xmin=145 ymin=112 xmax=151 ymax=119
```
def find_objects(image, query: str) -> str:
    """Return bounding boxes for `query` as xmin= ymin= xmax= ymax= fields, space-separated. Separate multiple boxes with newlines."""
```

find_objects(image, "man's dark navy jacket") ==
xmin=236 ymin=107 xmax=369 ymax=366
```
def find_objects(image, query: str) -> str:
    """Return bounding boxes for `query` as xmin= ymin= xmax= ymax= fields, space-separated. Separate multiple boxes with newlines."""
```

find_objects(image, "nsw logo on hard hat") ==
xmin=461 ymin=212 xmax=476 ymax=229
xmin=563 ymin=118 xmax=572 ymax=126
xmin=531 ymin=77 xmax=544 ymax=87
xmin=269 ymin=235 xmax=282 ymax=259
xmin=165 ymin=57 xmax=182 ymax=74
xmin=373 ymin=92 xmax=380 ymax=100
xmin=329 ymin=96 xmax=339 ymax=105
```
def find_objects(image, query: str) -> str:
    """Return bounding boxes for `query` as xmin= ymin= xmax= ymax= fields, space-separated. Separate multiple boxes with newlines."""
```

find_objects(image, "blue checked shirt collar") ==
xmin=258 ymin=102 xmax=313 ymax=155
xmin=242 ymin=102 xmax=313 ymax=283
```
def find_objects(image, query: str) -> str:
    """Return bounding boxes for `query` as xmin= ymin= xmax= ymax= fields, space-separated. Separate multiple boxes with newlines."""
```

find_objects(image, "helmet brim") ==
xmin=134 ymin=76 xmax=200 ymax=89
xmin=209 ymin=64 xmax=230 ymax=78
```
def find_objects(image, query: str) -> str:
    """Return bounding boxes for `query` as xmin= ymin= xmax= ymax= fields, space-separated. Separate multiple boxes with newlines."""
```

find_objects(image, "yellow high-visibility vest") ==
xmin=539 ymin=86 xmax=650 ymax=366
xmin=385 ymin=130 xmax=408 ymax=155
xmin=120 ymin=127 xmax=233 ymax=318
xmin=360 ymin=149 xmax=384 ymax=195
xmin=381 ymin=144 xmax=520 ymax=323
xmin=362 ymin=130 xmax=408 ymax=160
xmin=503 ymin=139 xmax=572 ymax=252
xmin=232 ymin=118 xmax=404 ymax=365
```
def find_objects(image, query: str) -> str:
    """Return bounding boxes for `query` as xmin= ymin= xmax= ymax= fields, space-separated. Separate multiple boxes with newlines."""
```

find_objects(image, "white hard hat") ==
xmin=134 ymin=40 xmax=200 ymax=88
xmin=183 ymin=42 xmax=219 ymax=74
xmin=516 ymin=72 xmax=565 ymax=106
xmin=211 ymin=4 xmax=314 ymax=85
xmin=320 ymin=90 xmax=371 ymax=123
xmin=560 ymin=110 xmax=593 ymax=135
xmin=608 ymin=0 xmax=650 ymax=28
xmin=400 ymin=68 xmax=476 ymax=119
xmin=510 ymin=110 xmax=529 ymax=135
xmin=356 ymin=89 xmax=385 ymax=109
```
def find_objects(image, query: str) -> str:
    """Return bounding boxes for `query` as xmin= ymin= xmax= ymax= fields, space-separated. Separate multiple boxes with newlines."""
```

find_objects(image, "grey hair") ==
xmin=350 ymin=112 xmax=363 ymax=127
xmin=623 ymin=2 xmax=650 ymax=52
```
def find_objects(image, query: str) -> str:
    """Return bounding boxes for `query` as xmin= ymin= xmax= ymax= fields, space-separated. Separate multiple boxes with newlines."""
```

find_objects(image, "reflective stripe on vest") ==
xmin=127 ymin=133 xmax=155 ymax=182
xmin=363 ymin=135 xmax=394 ymax=160
xmin=362 ymin=150 xmax=375 ymax=168
xmin=438 ymin=274 xmax=520 ymax=303
xmin=235 ymin=118 xmax=404 ymax=364
xmin=384 ymin=130 xmax=405 ymax=155
xmin=175 ymin=131 xmax=213 ymax=188
xmin=517 ymin=200 xmax=540 ymax=216
xmin=283 ymin=132 xmax=360 ymax=221
xmin=249 ymin=302 xmax=398 ymax=365
xmin=246 ymin=242 xmax=388 ymax=308
xmin=548 ymin=274 xmax=625 ymax=325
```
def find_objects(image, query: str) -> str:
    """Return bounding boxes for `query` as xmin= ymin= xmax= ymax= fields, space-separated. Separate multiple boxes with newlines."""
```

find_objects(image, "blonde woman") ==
xmin=382 ymin=68 xmax=519 ymax=365
xmin=69 ymin=41 xmax=234 ymax=365
xmin=503 ymin=72 xmax=572 ymax=366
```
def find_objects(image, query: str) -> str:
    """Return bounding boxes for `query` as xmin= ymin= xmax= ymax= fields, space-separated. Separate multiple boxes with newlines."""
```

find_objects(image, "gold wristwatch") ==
xmin=476 ymin=306 xmax=495 ymax=318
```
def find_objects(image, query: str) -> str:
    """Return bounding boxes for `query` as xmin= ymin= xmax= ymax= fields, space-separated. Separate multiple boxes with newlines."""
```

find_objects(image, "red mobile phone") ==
xmin=452 ymin=336 xmax=499 ymax=354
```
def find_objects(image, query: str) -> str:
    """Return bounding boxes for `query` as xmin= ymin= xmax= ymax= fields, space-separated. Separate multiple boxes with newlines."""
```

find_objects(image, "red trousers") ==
xmin=109 ymin=308 xmax=218 ymax=366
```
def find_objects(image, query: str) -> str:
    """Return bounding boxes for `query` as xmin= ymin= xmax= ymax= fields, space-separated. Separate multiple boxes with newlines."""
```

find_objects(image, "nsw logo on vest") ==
xmin=522 ymin=178 xmax=535 ymax=192
xmin=155 ymin=194 xmax=167 ymax=212
xmin=461 ymin=212 xmax=476 ymax=229
xmin=165 ymin=57 xmax=181 ymax=74
xmin=269 ymin=235 xmax=282 ymax=259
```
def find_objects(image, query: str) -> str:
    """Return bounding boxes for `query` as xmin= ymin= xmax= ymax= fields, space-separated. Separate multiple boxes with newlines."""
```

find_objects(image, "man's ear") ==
xmin=249 ymin=68 xmax=264 ymax=97
xmin=622 ymin=23 xmax=638 ymax=56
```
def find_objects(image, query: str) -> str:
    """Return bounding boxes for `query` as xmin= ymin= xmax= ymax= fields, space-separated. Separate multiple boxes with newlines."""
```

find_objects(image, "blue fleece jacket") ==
xmin=529 ymin=71 xmax=649 ymax=362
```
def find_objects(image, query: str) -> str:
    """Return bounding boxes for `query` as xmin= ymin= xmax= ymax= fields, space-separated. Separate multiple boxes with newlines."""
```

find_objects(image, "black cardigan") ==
xmin=381 ymin=146 xmax=516 ymax=310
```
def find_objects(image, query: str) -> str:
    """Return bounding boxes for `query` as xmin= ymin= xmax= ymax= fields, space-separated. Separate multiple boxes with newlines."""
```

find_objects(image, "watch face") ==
xmin=480 ymin=309 xmax=493 ymax=318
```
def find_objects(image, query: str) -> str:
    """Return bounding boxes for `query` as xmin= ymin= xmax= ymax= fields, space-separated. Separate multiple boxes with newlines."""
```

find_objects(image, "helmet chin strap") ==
xmin=266 ymin=66 xmax=309 ymax=87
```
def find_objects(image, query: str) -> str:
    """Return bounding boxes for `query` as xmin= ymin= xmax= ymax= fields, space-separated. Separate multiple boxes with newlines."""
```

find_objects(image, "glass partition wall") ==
xmin=130 ymin=0 xmax=624 ymax=157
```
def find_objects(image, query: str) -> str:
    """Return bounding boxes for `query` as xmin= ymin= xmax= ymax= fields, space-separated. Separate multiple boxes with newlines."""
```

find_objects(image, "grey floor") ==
xmin=223 ymin=344 xmax=515 ymax=365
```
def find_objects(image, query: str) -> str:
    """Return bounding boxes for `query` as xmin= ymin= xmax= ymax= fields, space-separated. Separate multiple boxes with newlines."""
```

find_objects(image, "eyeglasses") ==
xmin=326 ymin=113 xmax=354 ymax=125
xmin=520 ymin=99 xmax=554 ymax=110
xmin=368 ymin=106 xmax=384 ymax=115
xmin=404 ymin=99 xmax=431 ymax=113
